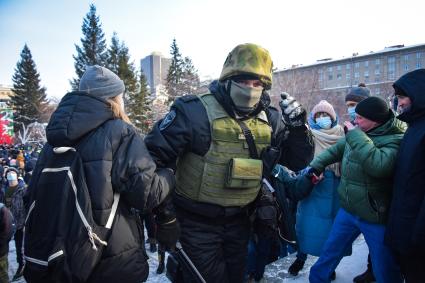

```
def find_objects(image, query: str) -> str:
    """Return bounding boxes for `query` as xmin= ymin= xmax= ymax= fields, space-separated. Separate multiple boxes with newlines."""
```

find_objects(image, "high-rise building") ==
xmin=271 ymin=43 xmax=425 ymax=117
xmin=140 ymin=52 xmax=171 ymax=98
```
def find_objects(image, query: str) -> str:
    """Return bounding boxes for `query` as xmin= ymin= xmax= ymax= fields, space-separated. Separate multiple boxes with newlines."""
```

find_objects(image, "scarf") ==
xmin=311 ymin=125 xmax=345 ymax=177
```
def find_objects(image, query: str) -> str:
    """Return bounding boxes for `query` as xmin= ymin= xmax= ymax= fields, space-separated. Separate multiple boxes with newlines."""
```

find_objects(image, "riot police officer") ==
xmin=145 ymin=43 xmax=313 ymax=283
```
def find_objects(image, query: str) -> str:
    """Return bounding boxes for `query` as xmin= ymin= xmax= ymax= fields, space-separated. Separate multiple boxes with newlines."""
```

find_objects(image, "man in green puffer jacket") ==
xmin=308 ymin=97 xmax=404 ymax=283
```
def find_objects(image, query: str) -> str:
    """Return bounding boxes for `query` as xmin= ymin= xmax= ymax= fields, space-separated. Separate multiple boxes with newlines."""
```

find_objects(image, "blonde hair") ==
xmin=107 ymin=95 xmax=132 ymax=125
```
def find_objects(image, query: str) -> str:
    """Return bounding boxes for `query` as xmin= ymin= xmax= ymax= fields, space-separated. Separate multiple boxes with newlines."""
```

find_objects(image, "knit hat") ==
xmin=355 ymin=96 xmax=391 ymax=123
xmin=79 ymin=65 xmax=125 ymax=99
xmin=311 ymin=100 xmax=337 ymax=121
xmin=345 ymin=83 xmax=371 ymax=103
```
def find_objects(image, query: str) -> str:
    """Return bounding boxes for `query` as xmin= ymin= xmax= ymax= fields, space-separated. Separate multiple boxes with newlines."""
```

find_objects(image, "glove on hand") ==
xmin=154 ymin=197 xmax=180 ymax=251
xmin=254 ymin=186 xmax=278 ymax=238
xmin=299 ymin=166 xmax=322 ymax=185
xmin=279 ymin=92 xmax=307 ymax=127
xmin=156 ymin=218 xmax=181 ymax=252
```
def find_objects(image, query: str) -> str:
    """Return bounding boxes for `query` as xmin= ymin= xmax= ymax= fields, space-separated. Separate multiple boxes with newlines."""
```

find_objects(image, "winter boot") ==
xmin=353 ymin=268 xmax=376 ymax=283
xmin=12 ymin=264 xmax=24 ymax=281
xmin=288 ymin=258 xmax=305 ymax=276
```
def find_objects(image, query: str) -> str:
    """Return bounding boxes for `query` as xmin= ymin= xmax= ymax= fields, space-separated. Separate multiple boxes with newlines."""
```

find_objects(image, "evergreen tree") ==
xmin=181 ymin=56 xmax=200 ymax=95
xmin=106 ymin=33 xmax=138 ymax=106
xmin=11 ymin=44 xmax=48 ymax=132
xmin=166 ymin=38 xmax=184 ymax=102
xmin=166 ymin=39 xmax=200 ymax=102
xmin=127 ymin=71 xmax=153 ymax=133
xmin=71 ymin=4 xmax=108 ymax=90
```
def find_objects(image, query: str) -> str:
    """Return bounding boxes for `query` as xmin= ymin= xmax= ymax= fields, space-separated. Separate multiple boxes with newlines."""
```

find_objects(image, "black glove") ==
xmin=279 ymin=92 xmax=306 ymax=127
xmin=154 ymin=197 xmax=180 ymax=251
xmin=254 ymin=186 xmax=278 ymax=238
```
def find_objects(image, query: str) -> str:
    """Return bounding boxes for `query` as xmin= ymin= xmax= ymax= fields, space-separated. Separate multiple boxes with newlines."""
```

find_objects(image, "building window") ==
xmin=346 ymin=63 xmax=351 ymax=70
xmin=417 ymin=52 xmax=422 ymax=59
xmin=364 ymin=61 xmax=369 ymax=67
xmin=404 ymin=54 xmax=409 ymax=61
xmin=405 ymin=64 xmax=409 ymax=71
xmin=337 ymin=73 xmax=342 ymax=80
xmin=375 ymin=69 xmax=380 ymax=75
xmin=417 ymin=62 xmax=422 ymax=69
xmin=328 ymin=67 xmax=333 ymax=72
xmin=375 ymin=87 xmax=381 ymax=95
xmin=354 ymin=72 xmax=359 ymax=78
xmin=328 ymin=74 xmax=333 ymax=80
xmin=346 ymin=73 xmax=351 ymax=80
xmin=355 ymin=62 xmax=360 ymax=68
xmin=388 ymin=56 xmax=396 ymax=64
xmin=375 ymin=59 xmax=380 ymax=65
xmin=364 ymin=71 xmax=369 ymax=79
xmin=337 ymin=65 xmax=342 ymax=71
xmin=388 ymin=71 xmax=395 ymax=80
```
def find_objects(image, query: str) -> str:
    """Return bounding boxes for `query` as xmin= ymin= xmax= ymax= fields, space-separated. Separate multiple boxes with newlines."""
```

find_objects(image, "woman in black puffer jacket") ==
xmin=25 ymin=65 xmax=176 ymax=283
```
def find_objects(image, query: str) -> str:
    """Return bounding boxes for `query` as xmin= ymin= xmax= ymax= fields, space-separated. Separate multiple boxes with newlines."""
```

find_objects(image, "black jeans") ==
xmin=14 ymin=228 xmax=24 ymax=266
xmin=176 ymin=208 xmax=250 ymax=283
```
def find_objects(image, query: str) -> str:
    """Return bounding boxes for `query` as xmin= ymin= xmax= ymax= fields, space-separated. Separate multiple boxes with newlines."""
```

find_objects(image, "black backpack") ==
xmin=23 ymin=146 xmax=120 ymax=283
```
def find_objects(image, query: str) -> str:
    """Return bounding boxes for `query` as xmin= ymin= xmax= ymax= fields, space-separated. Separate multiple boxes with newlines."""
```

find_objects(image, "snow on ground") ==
xmin=263 ymin=235 xmax=368 ymax=282
xmin=8 ymin=236 xmax=369 ymax=282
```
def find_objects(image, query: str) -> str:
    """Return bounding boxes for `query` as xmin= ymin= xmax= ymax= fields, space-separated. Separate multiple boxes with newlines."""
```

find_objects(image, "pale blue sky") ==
xmin=1 ymin=0 xmax=424 ymax=99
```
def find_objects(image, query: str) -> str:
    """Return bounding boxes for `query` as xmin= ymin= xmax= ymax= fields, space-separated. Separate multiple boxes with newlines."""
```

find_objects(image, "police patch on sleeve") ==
xmin=159 ymin=110 xmax=176 ymax=131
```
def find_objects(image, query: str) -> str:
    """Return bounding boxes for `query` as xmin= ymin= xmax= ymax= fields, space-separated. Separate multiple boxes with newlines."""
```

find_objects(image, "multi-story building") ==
xmin=271 ymin=43 xmax=425 ymax=118
xmin=0 ymin=84 xmax=14 ymax=102
xmin=140 ymin=52 xmax=171 ymax=98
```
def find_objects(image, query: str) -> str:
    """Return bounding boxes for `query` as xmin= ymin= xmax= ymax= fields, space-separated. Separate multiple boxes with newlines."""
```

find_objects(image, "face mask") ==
xmin=6 ymin=172 xmax=17 ymax=181
xmin=229 ymin=81 xmax=263 ymax=111
xmin=315 ymin=116 xmax=332 ymax=129
xmin=347 ymin=107 xmax=356 ymax=122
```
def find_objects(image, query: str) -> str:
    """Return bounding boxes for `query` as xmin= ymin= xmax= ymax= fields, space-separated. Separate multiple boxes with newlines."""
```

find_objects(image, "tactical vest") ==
xmin=175 ymin=93 xmax=271 ymax=207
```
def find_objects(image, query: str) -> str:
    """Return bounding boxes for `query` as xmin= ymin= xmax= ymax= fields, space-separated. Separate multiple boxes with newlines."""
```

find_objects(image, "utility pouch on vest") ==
xmin=225 ymin=158 xmax=263 ymax=189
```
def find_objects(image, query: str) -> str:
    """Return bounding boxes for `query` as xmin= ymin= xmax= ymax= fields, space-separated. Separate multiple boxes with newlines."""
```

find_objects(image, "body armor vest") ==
xmin=175 ymin=93 xmax=271 ymax=207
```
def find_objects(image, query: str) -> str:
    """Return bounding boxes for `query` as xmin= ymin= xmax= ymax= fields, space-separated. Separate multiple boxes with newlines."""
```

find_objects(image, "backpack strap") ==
xmin=53 ymin=147 xmax=76 ymax=154
xmin=105 ymin=193 xmax=120 ymax=229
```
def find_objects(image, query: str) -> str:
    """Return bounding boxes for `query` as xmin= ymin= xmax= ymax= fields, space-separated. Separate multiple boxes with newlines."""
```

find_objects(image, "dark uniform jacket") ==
xmin=386 ymin=69 xmax=425 ymax=254
xmin=30 ymin=92 xmax=174 ymax=283
xmin=145 ymin=81 xmax=313 ymax=218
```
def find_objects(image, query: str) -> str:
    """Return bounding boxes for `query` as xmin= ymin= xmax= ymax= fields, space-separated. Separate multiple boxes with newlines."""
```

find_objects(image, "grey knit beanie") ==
xmin=79 ymin=65 xmax=125 ymax=99
xmin=345 ymin=83 xmax=371 ymax=103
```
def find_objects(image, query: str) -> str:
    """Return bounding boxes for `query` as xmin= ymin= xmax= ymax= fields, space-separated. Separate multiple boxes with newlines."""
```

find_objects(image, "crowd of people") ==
xmin=0 ymin=43 xmax=423 ymax=283
xmin=0 ymin=144 xmax=41 ymax=282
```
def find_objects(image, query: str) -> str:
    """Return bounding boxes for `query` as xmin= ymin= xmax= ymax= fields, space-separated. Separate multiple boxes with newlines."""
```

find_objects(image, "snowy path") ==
xmin=8 ymin=236 xmax=368 ymax=282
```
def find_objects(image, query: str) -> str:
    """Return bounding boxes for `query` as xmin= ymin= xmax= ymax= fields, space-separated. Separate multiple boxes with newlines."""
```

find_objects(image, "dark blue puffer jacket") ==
xmin=385 ymin=69 xmax=425 ymax=254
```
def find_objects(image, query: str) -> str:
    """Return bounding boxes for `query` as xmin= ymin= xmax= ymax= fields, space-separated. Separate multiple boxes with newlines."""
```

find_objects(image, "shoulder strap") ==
xmin=236 ymin=120 xmax=259 ymax=159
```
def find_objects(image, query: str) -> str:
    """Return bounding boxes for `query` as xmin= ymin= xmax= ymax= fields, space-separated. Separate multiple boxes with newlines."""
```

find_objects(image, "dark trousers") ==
xmin=395 ymin=252 xmax=425 ymax=283
xmin=14 ymin=228 xmax=24 ymax=266
xmin=140 ymin=212 xmax=156 ymax=239
xmin=176 ymin=208 xmax=250 ymax=283
xmin=246 ymin=235 xmax=280 ymax=281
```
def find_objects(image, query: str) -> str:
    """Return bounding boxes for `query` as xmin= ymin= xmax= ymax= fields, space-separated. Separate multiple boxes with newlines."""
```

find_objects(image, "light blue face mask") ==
xmin=347 ymin=107 xmax=356 ymax=122
xmin=315 ymin=116 xmax=332 ymax=129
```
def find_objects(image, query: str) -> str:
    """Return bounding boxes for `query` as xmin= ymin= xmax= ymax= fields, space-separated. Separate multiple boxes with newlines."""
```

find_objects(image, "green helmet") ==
xmin=219 ymin=43 xmax=273 ymax=89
